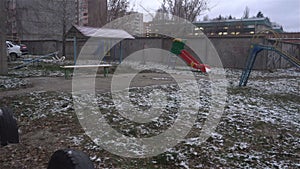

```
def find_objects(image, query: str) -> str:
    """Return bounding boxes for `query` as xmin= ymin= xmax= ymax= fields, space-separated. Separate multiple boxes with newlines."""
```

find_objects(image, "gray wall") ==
xmin=210 ymin=37 xmax=253 ymax=69
xmin=22 ymin=40 xmax=61 ymax=55
xmin=23 ymin=37 xmax=299 ymax=70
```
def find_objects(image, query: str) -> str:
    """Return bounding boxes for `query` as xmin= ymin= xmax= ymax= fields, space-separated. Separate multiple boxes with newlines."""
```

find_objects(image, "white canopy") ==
xmin=74 ymin=25 xmax=135 ymax=39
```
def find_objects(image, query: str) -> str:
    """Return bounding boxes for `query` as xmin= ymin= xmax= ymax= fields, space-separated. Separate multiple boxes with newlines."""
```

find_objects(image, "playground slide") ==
xmin=179 ymin=49 xmax=211 ymax=73
xmin=239 ymin=44 xmax=300 ymax=86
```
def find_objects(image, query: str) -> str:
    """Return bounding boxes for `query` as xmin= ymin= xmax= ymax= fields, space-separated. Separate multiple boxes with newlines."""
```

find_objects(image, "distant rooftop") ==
xmin=194 ymin=17 xmax=272 ymax=27
xmin=196 ymin=17 xmax=269 ymax=23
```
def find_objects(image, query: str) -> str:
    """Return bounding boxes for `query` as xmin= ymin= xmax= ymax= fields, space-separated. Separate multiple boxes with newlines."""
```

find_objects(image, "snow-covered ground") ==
xmin=0 ymin=63 xmax=299 ymax=168
xmin=0 ymin=76 xmax=31 ymax=90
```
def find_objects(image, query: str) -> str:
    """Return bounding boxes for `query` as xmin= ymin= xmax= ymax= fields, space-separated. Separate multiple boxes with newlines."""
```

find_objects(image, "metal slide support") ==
xmin=274 ymin=49 xmax=300 ymax=69
xmin=239 ymin=45 xmax=263 ymax=86
xmin=239 ymin=44 xmax=300 ymax=86
xmin=255 ymin=45 xmax=300 ymax=68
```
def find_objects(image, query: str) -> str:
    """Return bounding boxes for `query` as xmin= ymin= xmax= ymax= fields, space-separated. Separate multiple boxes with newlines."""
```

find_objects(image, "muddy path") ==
xmin=0 ymin=72 xmax=192 ymax=99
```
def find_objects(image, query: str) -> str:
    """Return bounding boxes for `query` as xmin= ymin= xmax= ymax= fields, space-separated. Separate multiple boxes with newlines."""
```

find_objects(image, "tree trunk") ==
xmin=62 ymin=0 xmax=67 ymax=57
xmin=0 ymin=0 xmax=8 ymax=75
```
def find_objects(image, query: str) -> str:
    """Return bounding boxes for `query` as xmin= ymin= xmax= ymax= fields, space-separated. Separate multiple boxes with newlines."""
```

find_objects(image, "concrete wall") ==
xmin=22 ymin=40 xmax=61 ymax=55
xmin=210 ymin=36 xmax=255 ymax=69
xmin=119 ymin=37 xmax=265 ymax=69
xmin=23 ymin=36 xmax=299 ymax=70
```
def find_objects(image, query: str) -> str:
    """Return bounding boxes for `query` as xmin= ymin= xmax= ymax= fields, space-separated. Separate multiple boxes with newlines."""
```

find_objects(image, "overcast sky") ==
xmin=130 ymin=0 xmax=300 ymax=32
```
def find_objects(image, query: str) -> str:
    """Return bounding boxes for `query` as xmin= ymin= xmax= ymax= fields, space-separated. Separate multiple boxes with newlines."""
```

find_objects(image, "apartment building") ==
xmin=6 ymin=0 xmax=107 ymax=41
xmin=76 ymin=0 xmax=107 ymax=27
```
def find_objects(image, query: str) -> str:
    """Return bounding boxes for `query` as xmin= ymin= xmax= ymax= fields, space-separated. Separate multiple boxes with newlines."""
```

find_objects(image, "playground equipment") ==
xmin=13 ymin=51 xmax=59 ymax=69
xmin=170 ymin=39 xmax=210 ymax=73
xmin=60 ymin=64 xmax=113 ymax=79
xmin=239 ymin=30 xmax=300 ymax=86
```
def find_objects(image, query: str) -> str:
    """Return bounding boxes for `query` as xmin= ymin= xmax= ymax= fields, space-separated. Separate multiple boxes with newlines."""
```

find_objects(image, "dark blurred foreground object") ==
xmin=0 ymin=107 xmax=19 ymax=146
xmin=48 ymin=149 xmax=95 ymax=169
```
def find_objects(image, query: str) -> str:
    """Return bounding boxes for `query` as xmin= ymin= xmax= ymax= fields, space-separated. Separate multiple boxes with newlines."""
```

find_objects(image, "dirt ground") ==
xmin=0 ymin=72 xmax=186 ymax=99
xmin=0 ymin=63 xmax=299 ymax=169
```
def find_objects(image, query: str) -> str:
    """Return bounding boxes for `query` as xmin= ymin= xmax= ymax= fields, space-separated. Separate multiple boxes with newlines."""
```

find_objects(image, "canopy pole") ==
xmin=114 ymin=40 xmax=116 ymax=62
xmin=119 ymin=41 xmax=123 ymax=64
xmin=73 ymin=36 xmax=77 ymax=65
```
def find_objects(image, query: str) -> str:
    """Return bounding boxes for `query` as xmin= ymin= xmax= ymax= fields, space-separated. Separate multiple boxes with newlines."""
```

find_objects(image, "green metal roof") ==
xmin=194 ymin=17 xmax=272 ymax=28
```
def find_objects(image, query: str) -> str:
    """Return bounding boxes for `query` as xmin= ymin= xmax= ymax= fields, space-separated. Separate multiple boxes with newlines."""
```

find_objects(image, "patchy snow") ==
xmin=0 ymin=76 xmax=31 ymax=90
xmin=0 ymin=66 xmax=299 ymax=168
xmin=70 ymin=67 xmax=300 ymax=167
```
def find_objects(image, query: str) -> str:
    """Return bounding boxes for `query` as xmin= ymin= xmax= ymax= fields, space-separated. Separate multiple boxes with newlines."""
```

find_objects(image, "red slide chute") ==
xmin=179 ymin=50 xmax=211 ymax=73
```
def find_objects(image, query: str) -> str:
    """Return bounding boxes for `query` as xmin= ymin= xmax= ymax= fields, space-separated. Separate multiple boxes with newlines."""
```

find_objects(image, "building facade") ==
xmin=86 ymin=0 xmax=107 ymax=27
xmin=76 ymin=0 xmax=107 ymax=27
xmin=104 ymin=12 xmax=144 ymax=36
xmin=6 ymin=0 xmax=17 ymax=41
xmin=130 ymin=12 xmax=144 ymax=36
xmin=6 ymin=0 xmax=107 ymax=41
xmin=76 ymin=0 xmax=89 ymax=26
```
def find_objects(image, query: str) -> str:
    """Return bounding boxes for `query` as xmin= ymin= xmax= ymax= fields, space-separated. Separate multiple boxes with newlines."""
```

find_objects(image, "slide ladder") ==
xmin=239 ymin=44 xmax=300 ymax=86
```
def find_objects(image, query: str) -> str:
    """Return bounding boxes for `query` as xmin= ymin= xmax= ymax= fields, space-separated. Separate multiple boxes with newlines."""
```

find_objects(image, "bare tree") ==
xmin=160 ymin=0 xmax=210 ymax=22
xmin=203 ymin=15 xmax=209 ymax=21
xmin=46 ymin=0 xmax=75 ymax=56
xmin=107 ymin=0 xmax=130 ymax=22
xmin=0 ymin=0 xmax=8 ymax=75
xmin=256 ymin=11 xmax=264 ymax=18
xmin=60 ymin=0 xmax=75 ymax=56
xmin=243 ymin=6 xmax=250 ymax=19
xmin=153 ymin=3 xmax=169 ymax=23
